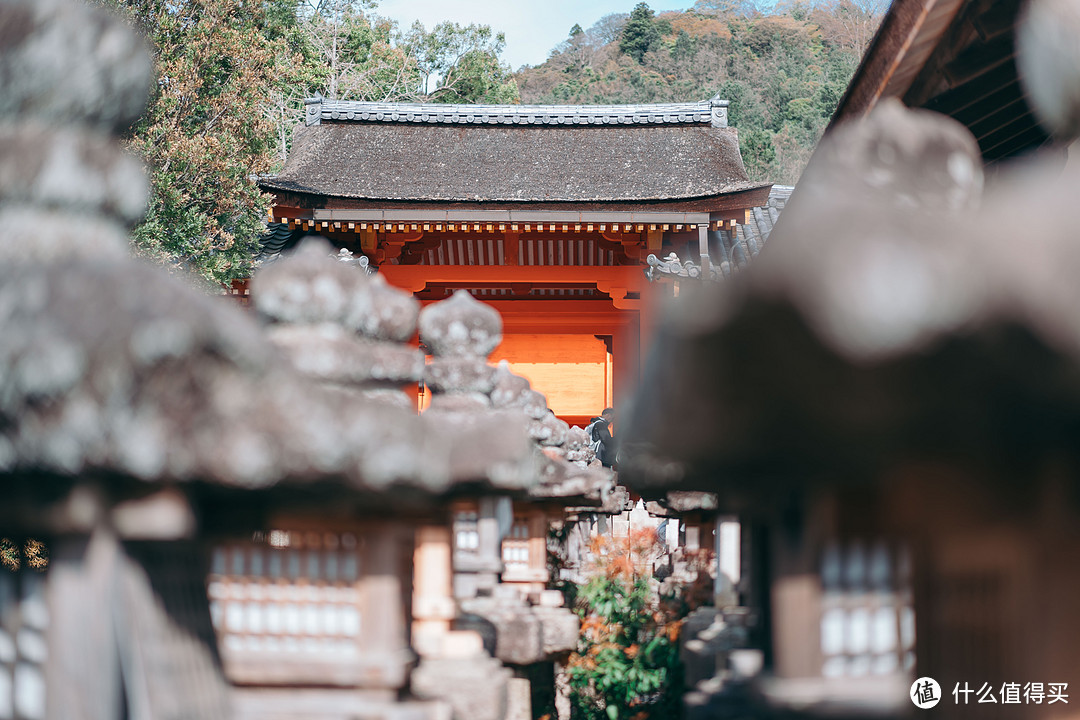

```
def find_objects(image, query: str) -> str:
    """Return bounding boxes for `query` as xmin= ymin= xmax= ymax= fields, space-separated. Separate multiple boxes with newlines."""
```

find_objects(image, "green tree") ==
xmin=105 ymin=0 xmax=520 ymax=285
xmin=296 ymin=0 xmax=418 ymax=101
xmin=619 ymin=2 xmax=663 ymax=63
xmin=106 ymin=0 xmax=298 ymax=284
xmin=740 ymin=127 xmax=778 ymax=179
xmin=672 ymin=29 xmax=695 ymax=60
xmin=401 ymin=21 xmax=518 ymax=102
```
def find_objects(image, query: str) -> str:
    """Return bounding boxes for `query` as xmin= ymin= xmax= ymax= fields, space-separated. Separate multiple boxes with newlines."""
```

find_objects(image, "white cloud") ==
xmin=375 ymin=0 xmax=691 ymax=71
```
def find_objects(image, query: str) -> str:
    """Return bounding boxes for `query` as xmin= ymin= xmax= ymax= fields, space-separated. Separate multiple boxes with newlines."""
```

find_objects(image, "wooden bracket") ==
xmin=360 ymin=228 xmax=378 ymax=254
xmin=646 ymin=229 xmax=664 ymax=251
xmin=376 ymin=231 xmax=424 ymax=263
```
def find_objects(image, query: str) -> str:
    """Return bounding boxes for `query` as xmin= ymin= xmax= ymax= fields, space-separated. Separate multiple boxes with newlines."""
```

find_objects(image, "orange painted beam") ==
xmin=271 ymin=206 xmax=312 ymax=222
xmin=501 ymin=319 xmax=629 ymax=335
xmin=379 ymin=265 xmax=647 ymax=309
xmin=413 ymin=299 xmax=636 ymax=334
xmin=483 ymin=300 xmax=632 ymax=315
xmin=378 ymin=264 xmax=640 ymax=290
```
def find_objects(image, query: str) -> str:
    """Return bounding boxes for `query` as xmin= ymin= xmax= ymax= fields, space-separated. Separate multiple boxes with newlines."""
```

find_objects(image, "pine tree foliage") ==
xmin=619 ymin=2 xmax=663 ymax=63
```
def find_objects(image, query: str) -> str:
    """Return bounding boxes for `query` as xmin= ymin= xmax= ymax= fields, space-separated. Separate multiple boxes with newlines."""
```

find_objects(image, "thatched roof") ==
xmin=260 ymin=100 xmax=763 ymax=204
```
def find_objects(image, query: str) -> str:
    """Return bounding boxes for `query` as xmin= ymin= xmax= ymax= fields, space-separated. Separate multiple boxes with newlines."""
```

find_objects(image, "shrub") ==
xmin=567 ymin=529 xmax=684 ymax=719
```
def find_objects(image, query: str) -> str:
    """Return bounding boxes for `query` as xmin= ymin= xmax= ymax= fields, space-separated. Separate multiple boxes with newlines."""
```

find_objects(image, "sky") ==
xmin=375 ymin=0 xmax=694 ymax=71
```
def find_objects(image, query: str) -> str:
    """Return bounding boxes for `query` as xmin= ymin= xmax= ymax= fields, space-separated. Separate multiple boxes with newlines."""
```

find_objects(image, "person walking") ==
xmin=587 ymin=407 xmax=616 ymax=468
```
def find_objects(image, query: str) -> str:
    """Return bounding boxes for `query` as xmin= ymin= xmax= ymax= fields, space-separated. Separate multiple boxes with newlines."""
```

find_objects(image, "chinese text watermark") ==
xmin=911 ymin=679 xmax=1069 ymax=709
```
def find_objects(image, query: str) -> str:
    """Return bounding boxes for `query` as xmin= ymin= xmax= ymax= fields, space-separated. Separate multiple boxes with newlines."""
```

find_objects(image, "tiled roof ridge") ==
xmin=305 ymin=95 xmax=730 ymax=127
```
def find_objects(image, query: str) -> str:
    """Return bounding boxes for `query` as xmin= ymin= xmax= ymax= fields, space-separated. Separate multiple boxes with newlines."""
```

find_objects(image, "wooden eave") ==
xmin=906 ymin=0 xmax=1051 ymax=162
xmin=268 ymin=185 xmax=773 ymax=223
xmin=830 ymin=0 xmax=1052 ymax=163
xmin=830 ymin=0 xmax=969 ymax=127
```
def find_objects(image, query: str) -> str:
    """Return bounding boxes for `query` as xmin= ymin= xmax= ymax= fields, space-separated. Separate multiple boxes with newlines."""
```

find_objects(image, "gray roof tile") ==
xmin=306 ymin=98 xmax=727 ymax=127
xmin=645 ymin=185 xmax=793 ymax=282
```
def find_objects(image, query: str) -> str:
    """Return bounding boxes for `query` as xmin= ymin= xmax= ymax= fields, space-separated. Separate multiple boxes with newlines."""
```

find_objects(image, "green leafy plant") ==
xmin=567 ymin=529 xmax=683 ymax=720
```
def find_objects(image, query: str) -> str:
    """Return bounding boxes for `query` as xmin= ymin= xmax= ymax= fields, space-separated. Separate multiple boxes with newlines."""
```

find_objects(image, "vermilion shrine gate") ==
xmin=258 ymin=97 xmax=771 ymax=425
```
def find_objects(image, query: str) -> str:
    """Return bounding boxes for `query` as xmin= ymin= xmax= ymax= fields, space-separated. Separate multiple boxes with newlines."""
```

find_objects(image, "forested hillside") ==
xmin=515 ymin=1 xmax=888 ymax=184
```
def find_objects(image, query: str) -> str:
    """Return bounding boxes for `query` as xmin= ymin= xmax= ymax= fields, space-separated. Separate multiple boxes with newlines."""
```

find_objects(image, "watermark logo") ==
xmin=953 ymin=681 xmax=1069 ymax=705
xmin=911 ymin=677 xmax=942 ymax=709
